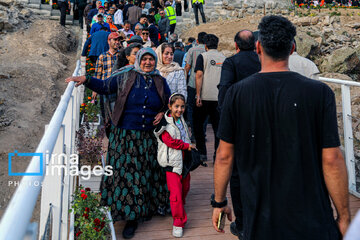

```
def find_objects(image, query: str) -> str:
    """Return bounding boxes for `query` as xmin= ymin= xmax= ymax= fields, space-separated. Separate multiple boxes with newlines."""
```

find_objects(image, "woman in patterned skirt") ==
xmin=66 ymin=48 xmax=171 ymax=239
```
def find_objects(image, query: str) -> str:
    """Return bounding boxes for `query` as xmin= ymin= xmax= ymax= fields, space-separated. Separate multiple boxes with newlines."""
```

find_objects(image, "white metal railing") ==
xmin=319 ymin=76 xmax=360 ymax=198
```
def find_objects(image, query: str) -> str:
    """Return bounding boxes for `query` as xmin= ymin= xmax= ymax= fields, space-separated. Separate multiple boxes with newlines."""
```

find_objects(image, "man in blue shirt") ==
xmin=90 ymin=13 xmax=110 ymax=35
xmin=82 ymin=26 xmax=110 ymax=63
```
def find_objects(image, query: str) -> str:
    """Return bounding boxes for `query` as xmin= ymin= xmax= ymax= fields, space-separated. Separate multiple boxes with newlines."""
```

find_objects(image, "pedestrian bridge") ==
xmin=0 ymin=28 xmax=359 ymax=239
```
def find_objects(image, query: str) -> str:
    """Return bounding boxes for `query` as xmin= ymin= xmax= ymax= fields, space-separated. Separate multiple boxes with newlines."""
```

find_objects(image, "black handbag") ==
xmin=182 ymin=149 xmax=207 ymax=177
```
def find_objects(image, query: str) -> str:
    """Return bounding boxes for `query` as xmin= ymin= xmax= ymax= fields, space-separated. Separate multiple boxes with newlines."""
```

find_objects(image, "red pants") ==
xmin=166 ymin=172 xmax=191 ymax=227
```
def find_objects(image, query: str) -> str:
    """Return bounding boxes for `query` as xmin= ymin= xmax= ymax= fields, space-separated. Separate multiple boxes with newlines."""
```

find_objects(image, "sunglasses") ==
xmin=142 ymin=32 xmax=149 ymax=35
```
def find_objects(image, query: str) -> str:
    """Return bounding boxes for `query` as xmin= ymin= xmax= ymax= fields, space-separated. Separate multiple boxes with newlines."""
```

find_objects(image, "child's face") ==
xmin=169 ymin=99 xmax=185 ymax=119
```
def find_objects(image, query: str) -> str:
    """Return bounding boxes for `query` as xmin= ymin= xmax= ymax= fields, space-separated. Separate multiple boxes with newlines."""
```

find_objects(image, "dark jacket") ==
xmin=173 ymin=49 xmax=185 ymax=66
xmin=217 ymin=50 xmax=261 ymax=112
xmin=87 ymin=8 xmax=98 ymax=22
xmin=158 ymin=17 xmax=170 ymax=35
xmin=127 ymin=5 xmax=142 ymax=25
xmin=81 ymin=30 xmax=110 ymax=57
xmin=85 ymin=70 xmax=170 ymax=126
xmin=149 ymin=24 xmax=159 ymax=46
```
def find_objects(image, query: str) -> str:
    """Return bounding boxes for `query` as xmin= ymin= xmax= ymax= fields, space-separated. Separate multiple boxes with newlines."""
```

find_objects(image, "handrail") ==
xmin=0 ymin=60 xmax=81 ymax=240
xmin=319 ymin=76 xmax=360 ymax=198
xmin=319 ymin=77 xmax=360 ymax=87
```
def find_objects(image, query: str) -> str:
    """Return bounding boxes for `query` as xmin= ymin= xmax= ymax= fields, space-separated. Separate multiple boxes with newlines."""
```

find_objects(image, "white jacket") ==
xmin=154 ymin=111 xmax=191 ymax=175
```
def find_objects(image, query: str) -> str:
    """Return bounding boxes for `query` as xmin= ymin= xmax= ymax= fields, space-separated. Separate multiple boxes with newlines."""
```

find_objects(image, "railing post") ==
xmin=39 ymin=125 xmax=65 ymax=240
xmin=60 ymin=95 xmax=74 ymax=240
xmin=341 ymin=85 xmax=358 ymax=196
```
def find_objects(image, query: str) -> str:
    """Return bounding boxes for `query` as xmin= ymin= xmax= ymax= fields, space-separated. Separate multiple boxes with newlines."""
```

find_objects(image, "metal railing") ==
xmin=319 ymin=76 xmax=360 ymax=198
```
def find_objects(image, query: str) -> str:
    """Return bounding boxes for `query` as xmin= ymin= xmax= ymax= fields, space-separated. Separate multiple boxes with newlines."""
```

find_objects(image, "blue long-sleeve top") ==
xmin=90 ymin=22 xmax=110 ymax=35
xmin=81 ymin=30 xmax=110 ymax=57
xmin=86 ymin=73 xmax=171 ymax=130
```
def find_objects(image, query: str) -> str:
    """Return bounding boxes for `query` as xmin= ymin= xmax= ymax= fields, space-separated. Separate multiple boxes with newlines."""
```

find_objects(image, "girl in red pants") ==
xmin=154 ymin=93 xmax=196 ymax=238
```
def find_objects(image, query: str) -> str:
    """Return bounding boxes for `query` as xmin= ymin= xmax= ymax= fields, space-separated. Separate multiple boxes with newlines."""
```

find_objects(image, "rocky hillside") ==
xmin=0 ymin=19 xmax=79 ymax=220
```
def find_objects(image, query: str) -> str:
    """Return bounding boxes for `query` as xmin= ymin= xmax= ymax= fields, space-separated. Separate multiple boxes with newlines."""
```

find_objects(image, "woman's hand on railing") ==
xmin=65 ymin=76 xmax=86 ymax=87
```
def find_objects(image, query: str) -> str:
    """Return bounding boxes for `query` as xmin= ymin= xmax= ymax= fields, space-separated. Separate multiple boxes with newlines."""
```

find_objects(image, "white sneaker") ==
xmin=172 ymin=226 xmax=183 ymax=238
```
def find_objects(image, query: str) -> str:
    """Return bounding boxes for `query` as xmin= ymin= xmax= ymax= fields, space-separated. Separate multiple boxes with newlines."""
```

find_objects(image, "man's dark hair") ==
xmin=124 ymin=20 xmax=131 ymax=25
xmin=204 ymin=34 xmax=219 ymax=49
xmin=174 ymin=41 xmax=184 ymax=49
xmin=139 ymin=14 xmax=147 ymax=21
xmin=142 ymin=27 xmax=149 ymax=32
xmin=258 ymin=15 xmax=296 ymax=60
xmin=100 ymin=26 xmax=109 ymax=31
xmin=149 ymin=8 xmax=156 ymax=14
xmin=188 ymin=37 xmax=195 ymax=43
xmin=234 ymin=30 xmax=255 ymax=51
xmin=197 ymin=32 xmax=207 ymax=44
xmin=125 ymin=43 xmax=143 ymax=56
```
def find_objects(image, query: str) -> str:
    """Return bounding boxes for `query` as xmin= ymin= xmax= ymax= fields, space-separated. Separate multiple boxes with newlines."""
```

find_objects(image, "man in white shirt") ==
xmin=289 ymin=42 xmax=320 ymax=80
xmin=120 ymin=20 xmax=135 ymax=37
xmin=114 ymin=4 xmax=124 ymax=28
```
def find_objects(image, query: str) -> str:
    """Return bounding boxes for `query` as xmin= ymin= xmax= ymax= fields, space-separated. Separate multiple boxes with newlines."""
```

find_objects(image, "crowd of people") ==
xmin=295 ymin=0 xmax=360 ymax=7
xmin=65 ymin=2 xmax=356 ymax=238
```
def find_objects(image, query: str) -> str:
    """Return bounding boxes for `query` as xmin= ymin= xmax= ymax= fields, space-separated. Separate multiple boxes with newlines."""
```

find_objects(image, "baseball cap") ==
xmin=98 ymin=5 xmax=105 ymax=9
xmin=108 ymin=32 xmax=121 ymax=40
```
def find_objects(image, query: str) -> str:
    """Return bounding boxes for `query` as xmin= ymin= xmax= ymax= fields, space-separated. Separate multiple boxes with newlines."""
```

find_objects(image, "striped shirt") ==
xmin=184 ymin=44 xmax=205 ymax=88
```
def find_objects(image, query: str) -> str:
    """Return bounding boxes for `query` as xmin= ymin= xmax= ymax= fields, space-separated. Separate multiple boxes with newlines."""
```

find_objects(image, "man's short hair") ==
xmin=174 ymin=42 xmax=184 ymax=49
xmin=258 ymin=15 xmax=296 ymax=61
xmin=188 ymin=37 xmax=195 ymax=44
xmin=149 ymin=8 xmax=156 ymax=14
xmin=197 ymin=32 xmax=207 ymax=44
xmin=100 ymin=26 xmax=109 ymax=31
xmin=124 ymin=20 xmax=131 ymax=25
xmin=204 ymin=34 xmax=219 ymax=49
xmin=125 ymin=43 xmax=143 ymax=56
xmin=139 ymin=14 xmax=147 ymax=20
xmin=234 ymin=30 xmax=255 ymax=51
xmin=142 ymin=27 xmax=149 ymax=32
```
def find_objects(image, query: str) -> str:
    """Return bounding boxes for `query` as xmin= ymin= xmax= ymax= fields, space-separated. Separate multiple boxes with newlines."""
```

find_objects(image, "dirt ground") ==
xmin=0 ymin=20 xmax=81 ymax=221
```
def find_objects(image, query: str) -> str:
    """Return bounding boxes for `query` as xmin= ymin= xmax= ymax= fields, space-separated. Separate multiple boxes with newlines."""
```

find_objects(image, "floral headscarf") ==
xmin=133 ymin=47 xmax=160 ymax=76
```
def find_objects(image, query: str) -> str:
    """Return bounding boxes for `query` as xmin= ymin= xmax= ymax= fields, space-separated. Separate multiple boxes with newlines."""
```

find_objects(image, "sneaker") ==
xmin=230 ymin=222 xmax=244 ymax=240
xmin=122 ymin=220 xmax=138 ymax=239
xmin=172 ymin=226 xmax=183 ymax=238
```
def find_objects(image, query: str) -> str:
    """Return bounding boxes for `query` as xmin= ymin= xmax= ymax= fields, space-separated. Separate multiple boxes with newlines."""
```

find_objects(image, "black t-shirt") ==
xmin=218 ymin=71 xmax=341 ymax=240
xmin=194 ymin=54 xmax=204 ymax=72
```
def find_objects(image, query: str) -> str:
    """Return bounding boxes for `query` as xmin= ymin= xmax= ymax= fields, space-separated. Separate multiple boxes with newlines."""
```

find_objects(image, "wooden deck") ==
xmin=113 ymin=125 xmax=360 ymax=240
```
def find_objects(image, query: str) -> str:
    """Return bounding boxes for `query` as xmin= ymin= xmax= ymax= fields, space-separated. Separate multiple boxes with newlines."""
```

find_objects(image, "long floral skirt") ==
xmin=100 ymin=125 xmax=169 ymax=221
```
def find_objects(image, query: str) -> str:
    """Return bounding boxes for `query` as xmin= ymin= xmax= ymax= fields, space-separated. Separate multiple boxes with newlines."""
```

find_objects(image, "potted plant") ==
xmin=80 ymin=96 xmax=101 ymax=137
xmin=75 ymin=124 xmax=105 ymax=168
xmin=70 ymin=186 xmax=111 ymax=239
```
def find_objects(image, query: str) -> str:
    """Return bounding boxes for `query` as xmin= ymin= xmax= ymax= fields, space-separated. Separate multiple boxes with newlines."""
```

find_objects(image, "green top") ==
xmin=154 ymin=14 xmax=161 ymax=25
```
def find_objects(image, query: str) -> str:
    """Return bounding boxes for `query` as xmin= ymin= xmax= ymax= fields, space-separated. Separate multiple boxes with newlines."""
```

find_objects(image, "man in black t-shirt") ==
xmin=212 ymin=15 xmax=350 ymax=240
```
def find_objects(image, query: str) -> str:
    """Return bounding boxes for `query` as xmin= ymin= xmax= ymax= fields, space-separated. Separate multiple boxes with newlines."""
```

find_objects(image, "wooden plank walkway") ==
xmin=113 ymin=125 xmax=360 ymax=240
